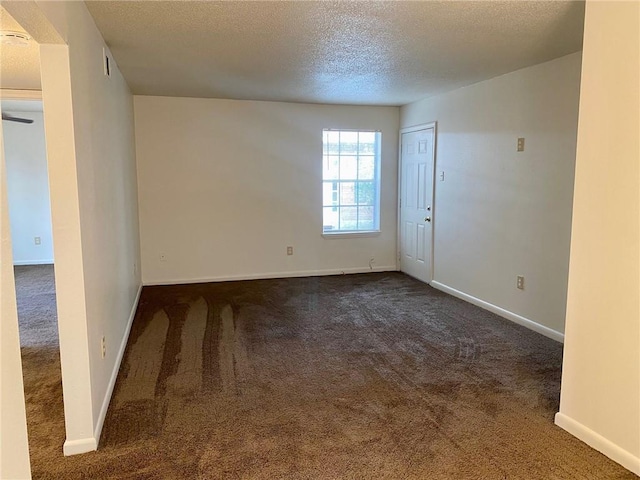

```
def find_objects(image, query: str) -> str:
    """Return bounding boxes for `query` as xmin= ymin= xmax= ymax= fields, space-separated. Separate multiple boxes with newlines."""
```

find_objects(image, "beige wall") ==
xmin=0 ymin=119 xmax=32 ymax=480
xmin=555 ymin=1 xmax=640 ymax=475
xmin=401 ymin=52 xmax=582 ymax=338
xmin=134 ymin=97 xmax=399 ymax=285
xmin=39 ymin=42 xmax=94 ymax=453
xmin=19 ymin=1 xmax=141 ymax=454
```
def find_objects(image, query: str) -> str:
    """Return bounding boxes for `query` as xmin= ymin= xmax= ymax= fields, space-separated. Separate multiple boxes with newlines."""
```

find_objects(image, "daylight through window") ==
xmin=322 ymin=130 xmax=381 ymax=233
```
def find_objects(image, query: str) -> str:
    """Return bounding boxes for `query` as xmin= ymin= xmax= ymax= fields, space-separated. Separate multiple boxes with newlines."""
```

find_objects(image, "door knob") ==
xmin=424 ymin=217 xmax=431 ymax=222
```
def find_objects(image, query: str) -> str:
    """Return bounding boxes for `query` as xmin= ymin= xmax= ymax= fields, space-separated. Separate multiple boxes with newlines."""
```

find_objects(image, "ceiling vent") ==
xmin=0 ymin=30 xmax=31 ymax=46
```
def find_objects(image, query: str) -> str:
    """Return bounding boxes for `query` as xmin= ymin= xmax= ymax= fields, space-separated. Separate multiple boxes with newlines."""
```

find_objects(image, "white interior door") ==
xmin=399 ymin=125 xmax=435 ymax=283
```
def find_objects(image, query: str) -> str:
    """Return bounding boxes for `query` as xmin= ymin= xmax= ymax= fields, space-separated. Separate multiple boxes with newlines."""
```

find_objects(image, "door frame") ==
xmin=397 ymin=122 xmax=438 ymax=282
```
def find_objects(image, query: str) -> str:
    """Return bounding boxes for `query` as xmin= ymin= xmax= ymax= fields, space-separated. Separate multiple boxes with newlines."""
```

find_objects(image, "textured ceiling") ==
xmin=88 ymin=1 xmax=585 ymax=106
xmin=0 ymin=6 xmax=41 ymax=90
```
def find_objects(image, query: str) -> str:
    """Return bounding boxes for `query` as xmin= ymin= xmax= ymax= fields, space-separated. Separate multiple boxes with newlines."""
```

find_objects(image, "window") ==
xmin=322 ymin=129 xmax=381 ymax=234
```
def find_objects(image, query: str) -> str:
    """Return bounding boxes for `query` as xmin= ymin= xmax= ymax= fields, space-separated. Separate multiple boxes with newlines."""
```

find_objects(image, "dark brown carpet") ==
xmin=14 ymin=265 xmax=66 ymax=476
xmin=17 ymin=269 xmax=637 ymax=479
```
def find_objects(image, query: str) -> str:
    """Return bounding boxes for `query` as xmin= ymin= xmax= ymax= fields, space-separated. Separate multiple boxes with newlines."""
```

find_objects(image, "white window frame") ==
xmin=322 ymin=129 xmax=382 ymax=237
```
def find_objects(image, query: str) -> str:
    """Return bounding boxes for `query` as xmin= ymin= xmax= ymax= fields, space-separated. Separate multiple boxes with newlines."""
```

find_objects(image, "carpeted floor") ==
xmin=14 ymin=265 xmax=66 ymax=475
xmin=17 ymin=268 xmax=637 ymax=479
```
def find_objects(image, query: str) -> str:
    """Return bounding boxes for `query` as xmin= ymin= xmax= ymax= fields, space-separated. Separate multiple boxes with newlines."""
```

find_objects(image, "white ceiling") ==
xmin=0 ymin=6 xmax=41 ymax=91
xmin=85 ymin=0 xmax=585 ymax=106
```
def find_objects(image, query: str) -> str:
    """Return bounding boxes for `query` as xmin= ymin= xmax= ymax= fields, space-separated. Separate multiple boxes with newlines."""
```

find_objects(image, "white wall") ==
xmin=0 ymin=116 xmax=32 ymax=480
xmin=134 ymin=97 xmax=399 ymax=285
xmin=5 ymin=0 xmax=143 ymax=455
xmin=400 ymin=52 xmax=582 ymax=338
xmin=56 ymin=5 xmax=141 ymax=451
xmin=555 ymin=1 xmax=640 ymax=475
xmin=39 ymin=42 xmax=95 ymax=455
xmin=4 ymin=109 xmax=54 ymax=265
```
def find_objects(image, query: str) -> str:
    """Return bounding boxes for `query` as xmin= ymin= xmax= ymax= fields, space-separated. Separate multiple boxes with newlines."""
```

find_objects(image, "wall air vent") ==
xmin=103 ymin=47 xmax=111 ymax=77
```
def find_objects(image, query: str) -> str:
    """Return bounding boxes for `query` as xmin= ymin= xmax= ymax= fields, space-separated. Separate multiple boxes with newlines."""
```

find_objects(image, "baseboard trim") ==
xmin=92 ymin=283 xmax=143 ymax=448
xmin=13 ymin=259 xmax=54 ymax=266
xmin=430 ymin=281 xmax=564 ymax=343
xmin=63 ymin=437 xmax=97 ymax=456
xmin=143 ymin=266 xmax=397 ymax=286
xmin=555 ymin=412 xmax=640 ymax=476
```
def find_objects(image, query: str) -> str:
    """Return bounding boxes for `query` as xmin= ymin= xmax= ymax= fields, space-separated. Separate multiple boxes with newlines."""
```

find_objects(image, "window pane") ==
xmin=358 ymin=156 xmax=375 ymax=180
xmin=340 ymin=207 xmax=358 ymax=230
xmin=323 ymin=155 xmax=339 ymax=180
xmin=357 ymin=181 xmax=375 ymax=205
xmin=340 ymin=182 xmax=356 ymax=205
xmin=340 ymin=131 xmax=358 ymax=154
xmin=339 ymin=156 xmax=357 ymax=180
xmin=358 ymin=206 xmax=375 ymax=230
xmin=321 ymin=130 xmax=381 ymax=233
xmin=324 ymin=131 xmax=340 ymax=155
xmin=358 ymin=132 xmax=377 ymax=154
xmin=323 ymin=182 xmax=337 ymax=206
xmin=323 ymin=207 xmax=339 ymax=231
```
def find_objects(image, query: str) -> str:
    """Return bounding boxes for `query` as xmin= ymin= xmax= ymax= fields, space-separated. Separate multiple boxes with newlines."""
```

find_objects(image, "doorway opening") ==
xmin=1 ymin=5 xmax=65 ymax=471
xmin=3 ymin=97 xmax=65 ymax=465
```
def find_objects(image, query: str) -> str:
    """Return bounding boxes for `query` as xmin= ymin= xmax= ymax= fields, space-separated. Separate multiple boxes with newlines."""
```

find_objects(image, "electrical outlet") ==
xmin=34 ymin=236 xmax=41 ymax=245
xmin=133 ymin=262 xmax=137 ymax=275
xmin=287 ymin=246 xmax=293 ymax=256
xmin=160 ymin=254 xmax=166 ymax=262
xmin=517 ymin=275 xmax=525 ymax=290
xmin=439 ymin=171 xmax=445 ymax=182
xmin=101 ymin=336 xmax=106 ymax=359
xmin=517 ymin=138 xmax=525 ymax=152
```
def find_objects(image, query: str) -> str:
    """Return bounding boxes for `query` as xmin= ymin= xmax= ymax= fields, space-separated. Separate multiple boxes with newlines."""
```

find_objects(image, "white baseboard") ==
xmin=93 ymin=283 xmax=143 ymax=446
xmin=13 ymin=259 xmax=54 ymax=266
xmin=62 ymin=283 xmax=142 ymax=456
xmin=555 ymin=412 xmax=640 ymax=476
xmin=143 ymin=266 xmax=397 ymax=286
xmin=430 ymin=281 xmax=564 ymax=343
xmin=63 ymin=437 xmax=97 ymax=456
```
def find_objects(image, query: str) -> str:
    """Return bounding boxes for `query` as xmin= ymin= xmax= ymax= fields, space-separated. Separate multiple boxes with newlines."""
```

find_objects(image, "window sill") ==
xmin=322 ymin=231 xmax=381 ymax=239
